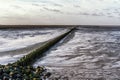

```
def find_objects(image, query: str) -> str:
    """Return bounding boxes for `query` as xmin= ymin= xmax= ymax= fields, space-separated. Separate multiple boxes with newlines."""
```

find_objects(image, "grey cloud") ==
xmin=91 ymin=13 xmax=104 ymax=16
xmin=66 ymin=10 xmax=105 ymax=17
xmin=107 ymin=15 xmax=114 ymax=17
xmin=65 ymin=12 xmax=75 ymax=15
xmin=103 ymin=8 xmax=120 ymax=16
xmin=79 ymin=12 xmax=105 ymax=17
xmin=103 ymin=8 xmax=111 ymax=11
xmin=32 ymin=3 xmax=40 ymax=6
xmin=80 ymin=12 xmax=90 ymax=15
xmin=107 ymin=13 xmax=111 ymax=15
xmin=113 ymin=1 xmax=118 ymax=3
xmin=12 ymin=5 xmax=22 ymax=9
xmin=39 ymin=1 xmax=63 ymax=7
xmin=102 ymin=8 xmax=118 ymax=15
xmin=1 ymin=15 xmax=27 ymax=20
xmin=47 ymin=1 xmax=63 ymax=7
xmin=66 ymin=12 xmax=91 ymax=16
xmin=11 ymin=5 xmax=27 ymax=12
xmin=113 ymin=9 xmax=120 ymax=13
xmin=53 ymin=3 xmax=63 ymax=7
xmin=43 ymin=7 xmax=63 ymax=13
xmin=32 ymin=2 xmax=63 ymax=8
xmin=91 ymin=13 xmax=99 ymax=16
xmin=74 ymin=5 xmax=81 ymax=8
xmin=32 ymin=3 xmax=47 ymax=8
xmin=98 ymin=0 xmax=104 ymax=1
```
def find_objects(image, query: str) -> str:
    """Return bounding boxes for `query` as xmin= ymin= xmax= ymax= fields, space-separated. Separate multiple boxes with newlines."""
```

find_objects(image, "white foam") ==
xmin=0 ymin=29 xmax=67 ymax=52
xmin=0 ymin=54 xmax=25 ymax=65
xmin=34 ymin=30 xmax=120 ymax=69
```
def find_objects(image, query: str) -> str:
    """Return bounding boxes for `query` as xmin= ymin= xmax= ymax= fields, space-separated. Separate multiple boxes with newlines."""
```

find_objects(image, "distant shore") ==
xmin=0 ymin=25 xmax=75 ymax=29
xmin=0 ymin=25 xmax=120 ymax=29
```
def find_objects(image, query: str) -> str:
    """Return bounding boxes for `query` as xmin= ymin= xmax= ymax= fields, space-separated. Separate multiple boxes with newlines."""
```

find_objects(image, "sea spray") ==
xmin=0 ymin=27 xmax=75 ymax=79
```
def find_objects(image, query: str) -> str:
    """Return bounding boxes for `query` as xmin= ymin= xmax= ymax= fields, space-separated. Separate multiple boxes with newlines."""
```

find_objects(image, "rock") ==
xmin=0 ymin=64 xmax=50 ymax=79
xmin=45 ymin=72 xmax=51 ymax=78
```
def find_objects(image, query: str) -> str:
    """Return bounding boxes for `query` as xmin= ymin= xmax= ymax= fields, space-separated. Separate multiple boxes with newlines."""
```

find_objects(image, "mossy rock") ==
xmin=0 ymin=64 xmax=51 ymax=79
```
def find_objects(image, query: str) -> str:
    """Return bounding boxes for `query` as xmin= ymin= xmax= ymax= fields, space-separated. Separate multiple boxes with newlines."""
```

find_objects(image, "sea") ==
xmin=0 ymin=26 xmax=120 ymax=79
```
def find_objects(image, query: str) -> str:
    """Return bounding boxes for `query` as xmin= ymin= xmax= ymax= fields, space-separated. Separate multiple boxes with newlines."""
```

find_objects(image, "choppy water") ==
xmin=0 ymin=28 xmax=67 ymax=65
xmin=1 ymin=27 xmax=120 ymax=79
xmin=34 ymin=27 xmax=120 ymax=80
xmin=0 ymin=28 xmax=67 ymax=52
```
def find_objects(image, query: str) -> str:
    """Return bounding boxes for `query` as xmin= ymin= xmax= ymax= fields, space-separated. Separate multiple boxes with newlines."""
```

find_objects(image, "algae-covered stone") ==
xmin=0 ymin=63 xmax=51 ymax=79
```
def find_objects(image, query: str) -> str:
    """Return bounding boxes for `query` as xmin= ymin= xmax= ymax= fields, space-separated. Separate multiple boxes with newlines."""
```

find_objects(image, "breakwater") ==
xmin=0 ymin=27 xmax=75 ymax=79
xmin=14 ymin=27 xmax=75 ymax=66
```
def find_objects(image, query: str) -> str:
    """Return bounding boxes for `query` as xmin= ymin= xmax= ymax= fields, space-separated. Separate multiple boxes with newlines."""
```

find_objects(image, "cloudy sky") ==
xmin=0 ymin=0 xmax=120 ymax=25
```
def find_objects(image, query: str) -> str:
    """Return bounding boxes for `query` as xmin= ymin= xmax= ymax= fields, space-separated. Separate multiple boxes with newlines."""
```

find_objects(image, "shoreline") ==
xmin=0 ymin=25 xmax=120 ymax=29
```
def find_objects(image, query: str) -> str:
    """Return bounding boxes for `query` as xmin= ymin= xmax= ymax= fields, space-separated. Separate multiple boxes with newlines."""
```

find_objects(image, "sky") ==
xmin=0 ymin=0 xmax=120 ymax=25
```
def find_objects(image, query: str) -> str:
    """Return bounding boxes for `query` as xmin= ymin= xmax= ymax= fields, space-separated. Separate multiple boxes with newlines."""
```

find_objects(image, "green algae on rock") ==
xmin=0 ymin=64 xmax=50 ymax=80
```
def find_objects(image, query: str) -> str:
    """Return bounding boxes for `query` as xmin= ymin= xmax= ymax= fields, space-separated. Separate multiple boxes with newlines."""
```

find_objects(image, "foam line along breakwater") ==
xmin=0 ymin=27 xmax=75 ymax=79
xmin=14 ymin=27 xmax=75 ymax=66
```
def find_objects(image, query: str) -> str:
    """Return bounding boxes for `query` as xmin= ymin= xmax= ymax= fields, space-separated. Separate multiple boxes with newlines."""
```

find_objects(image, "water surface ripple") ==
xmin=34 ymin=28 xmax=120 ymax=80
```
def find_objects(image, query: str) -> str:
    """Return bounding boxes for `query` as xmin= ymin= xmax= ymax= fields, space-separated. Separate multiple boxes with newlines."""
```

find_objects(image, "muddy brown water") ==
xmin=34 ymin=27 xmax=120 ymax=80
